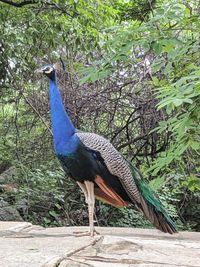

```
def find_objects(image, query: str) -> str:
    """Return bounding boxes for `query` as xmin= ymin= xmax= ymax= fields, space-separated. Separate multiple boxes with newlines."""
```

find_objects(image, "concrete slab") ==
xmin=0 ymin=222 xmax=199 ymax=267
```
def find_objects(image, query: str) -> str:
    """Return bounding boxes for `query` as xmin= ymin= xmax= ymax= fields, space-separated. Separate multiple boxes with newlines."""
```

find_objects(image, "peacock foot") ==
xmin=73 ymin=229 xmax=100 ymax=237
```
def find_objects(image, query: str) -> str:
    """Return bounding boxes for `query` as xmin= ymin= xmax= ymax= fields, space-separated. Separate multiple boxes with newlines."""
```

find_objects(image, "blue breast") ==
xmin=54 ymin=134 xmax=80 ymax=155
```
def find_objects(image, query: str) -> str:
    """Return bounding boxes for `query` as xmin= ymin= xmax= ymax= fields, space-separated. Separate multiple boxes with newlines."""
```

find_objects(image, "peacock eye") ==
xmin=42 ymin=66 xmax=53 ymax=74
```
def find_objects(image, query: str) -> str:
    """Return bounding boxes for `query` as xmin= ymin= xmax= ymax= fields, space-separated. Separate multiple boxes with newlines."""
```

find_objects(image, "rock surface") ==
xmin=0 ymin=201 xmax=23 ymax=221
xmin=0 ymin=221 xmax=200 ymax=267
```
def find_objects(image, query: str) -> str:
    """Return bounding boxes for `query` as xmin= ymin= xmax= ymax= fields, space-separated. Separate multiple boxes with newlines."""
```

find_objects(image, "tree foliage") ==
xmin=0 ymin=0 xmax=199 ymax=231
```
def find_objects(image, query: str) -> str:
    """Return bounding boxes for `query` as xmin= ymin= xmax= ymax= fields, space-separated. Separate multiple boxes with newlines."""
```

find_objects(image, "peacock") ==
xmin=37 ymin=63 xmax=178 ymax=236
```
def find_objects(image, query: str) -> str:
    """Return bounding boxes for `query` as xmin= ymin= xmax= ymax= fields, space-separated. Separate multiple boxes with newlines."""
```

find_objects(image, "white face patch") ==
xmin=42 ymin=66 xmax=54 ymax=74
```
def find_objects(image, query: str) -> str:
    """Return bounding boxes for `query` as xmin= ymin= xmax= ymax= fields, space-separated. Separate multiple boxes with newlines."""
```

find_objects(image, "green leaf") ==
xmin=173 ymin=99 xmax=183 ymax=107
xmin=149 ymin=176 xmax=165 ymax=191
xmin=181 ymin=176 xmax=200 ymax=192
xmin=79 ymin=74 xmax=91 ymax=85
xmin=190 ymin=141 xmax=200 ymax=150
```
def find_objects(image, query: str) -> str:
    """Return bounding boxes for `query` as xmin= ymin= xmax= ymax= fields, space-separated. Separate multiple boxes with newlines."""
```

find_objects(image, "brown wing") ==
xmin=94 ymin=175 xmax=128 ymax=207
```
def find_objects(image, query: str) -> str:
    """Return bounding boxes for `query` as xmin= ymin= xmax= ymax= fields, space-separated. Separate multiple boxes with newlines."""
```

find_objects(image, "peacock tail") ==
xmin=129 ymin=164 xmax=177 ymax=234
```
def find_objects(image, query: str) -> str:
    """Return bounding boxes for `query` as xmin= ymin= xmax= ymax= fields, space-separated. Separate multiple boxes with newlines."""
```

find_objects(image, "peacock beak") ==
xmin=35 ymin=69 xmax=43 ymax=74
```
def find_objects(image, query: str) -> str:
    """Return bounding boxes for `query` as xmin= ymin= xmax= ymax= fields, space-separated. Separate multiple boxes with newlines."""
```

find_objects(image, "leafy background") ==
xmin=0 ymin=0 xmax=199 ymax=231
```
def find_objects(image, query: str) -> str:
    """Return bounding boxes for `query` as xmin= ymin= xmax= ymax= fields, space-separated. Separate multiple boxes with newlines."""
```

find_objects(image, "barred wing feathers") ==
xmin=77 ymin=132 xmax=141 ymax=203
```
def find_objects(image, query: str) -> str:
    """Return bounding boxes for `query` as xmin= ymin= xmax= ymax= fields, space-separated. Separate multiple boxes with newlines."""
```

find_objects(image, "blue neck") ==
xmin=49 ymin=75 xmax=79 ymax=155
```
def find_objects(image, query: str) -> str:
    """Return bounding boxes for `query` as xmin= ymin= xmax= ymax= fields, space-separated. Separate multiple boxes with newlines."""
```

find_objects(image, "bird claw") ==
xmin=73 ymin=229 xmax=100 ymax=237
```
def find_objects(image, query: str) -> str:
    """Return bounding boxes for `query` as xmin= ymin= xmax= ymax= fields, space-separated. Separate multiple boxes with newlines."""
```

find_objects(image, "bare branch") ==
xmin=0 ymin=0 xmax=79 ymax=17
xmin=0 ymin=0 xmax=38 ymax=8
xmin=117 ymin=134 xmax=148 ymax=150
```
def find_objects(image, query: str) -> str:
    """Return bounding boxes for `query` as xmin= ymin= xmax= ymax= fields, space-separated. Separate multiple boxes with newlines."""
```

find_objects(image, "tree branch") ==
xmin=117 ymin=134 xmax=148 ymax=150
xmin=0 ymin=0 xmax=79 ymax=17
xmin=0 ymin=0 xmax=38 ymax=8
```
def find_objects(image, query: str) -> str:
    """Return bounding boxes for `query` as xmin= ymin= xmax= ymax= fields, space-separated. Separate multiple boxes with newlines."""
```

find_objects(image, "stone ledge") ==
xmin=0 ymin=221 xmax=199 ymax=267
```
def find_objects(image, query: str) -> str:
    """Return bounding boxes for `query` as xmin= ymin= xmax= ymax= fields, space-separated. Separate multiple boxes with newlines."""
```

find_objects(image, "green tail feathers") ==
xmin=130 ymin=164 xmax=178 ymax=234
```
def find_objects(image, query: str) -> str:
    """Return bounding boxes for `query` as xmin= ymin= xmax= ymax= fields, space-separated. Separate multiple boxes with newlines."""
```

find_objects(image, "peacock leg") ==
xmin=74 ymin=181 xmax=99 ymax=237
xmin=77 ymin=182 xmax=88 ymax=204
xmin=85 ymin=181 xmax=95 ymax=236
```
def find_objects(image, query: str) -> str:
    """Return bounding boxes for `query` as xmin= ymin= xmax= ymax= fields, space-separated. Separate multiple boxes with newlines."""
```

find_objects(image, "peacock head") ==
xmin=37 ymin=64 xmax=56 ymax=80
